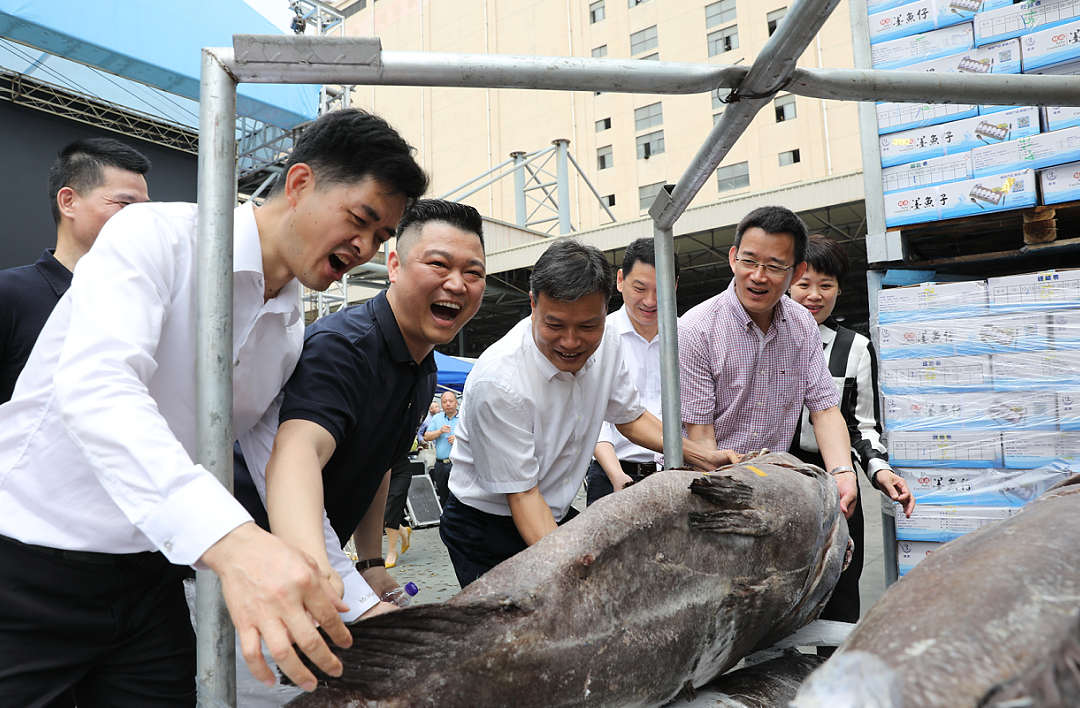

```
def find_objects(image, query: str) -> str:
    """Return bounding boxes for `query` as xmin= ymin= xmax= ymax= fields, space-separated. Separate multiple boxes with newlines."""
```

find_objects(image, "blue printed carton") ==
xmin=871 ymin=0 xmax=1012 ymax=45
xmin=992 ymin=349 xmax=1080 ymax=390
xmin=882 ymin=153 xmax=974 ymax=193
xmin=972 ymin=126 xmax=1080 ymax=177
xmin=898 ymin=540 xmax=943 ymax=575
xmin=879 ymin=107 xmax=1040 ymax=167
xmin=896 ymin=464 xmax=1074 ymax=504
xmin=895 ymin=503 xmax=1023 ymax=541
xmin=1020 ymin=19 xmax=1080 ymax=70
xmin=1003 ymin=431 xmax=1080 ymax=467
xmin=974 ymin=0 xmax=1080 ymax=46
xmin=872 ymin=23 xmax=975 ymax=69
xmin=878 ymin=311 xmax=1049 ymax=359
xmin=880 ymin=355 xmax=993 ymax=394
xmin=1040 ymin=160 xmax=1080 ymax=204
xmin=883 ymin=390 xmax=1058 ymax=430
xmin=888 ymin=430 xmax=1003 ymax=467
xmin=883 ymin=168 xmax=1037 ymax=227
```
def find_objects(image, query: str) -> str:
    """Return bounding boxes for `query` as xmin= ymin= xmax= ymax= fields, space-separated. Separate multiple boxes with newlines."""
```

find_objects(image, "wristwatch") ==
xmin=356 ymin=557 xmax=385 ymax=571
xmin=829 ymin=465 xmax=856 ymax=476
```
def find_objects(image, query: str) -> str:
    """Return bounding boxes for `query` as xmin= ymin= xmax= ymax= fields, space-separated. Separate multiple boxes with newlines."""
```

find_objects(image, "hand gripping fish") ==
xmin=793 ymin=474 xmax=1080 ymax=708
xmin=288 ymin=451 xmax=849 ymax=708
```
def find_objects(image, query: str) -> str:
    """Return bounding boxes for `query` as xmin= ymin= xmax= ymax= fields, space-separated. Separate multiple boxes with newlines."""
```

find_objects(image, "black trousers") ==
xmin=383 ymin=455 xmax=414 ymax=529
xmin=430 ymin=458 xmax=452 ymax=508
xmin=0 ymin=535 xmax=196 ymax=708
xmin=584 ymin=459 xmax=648 ymax=506
xmin=440 ymin=493 xmax=579 ymax=588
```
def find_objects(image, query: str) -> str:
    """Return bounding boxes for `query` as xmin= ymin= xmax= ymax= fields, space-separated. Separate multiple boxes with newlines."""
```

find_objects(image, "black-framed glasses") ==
xmin=733 ymin=256 xmax=793 ymax=277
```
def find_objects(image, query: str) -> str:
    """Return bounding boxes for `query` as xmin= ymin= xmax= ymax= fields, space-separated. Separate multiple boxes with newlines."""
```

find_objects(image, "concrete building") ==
xmin=328 ymin=0 xmax=870 ymax=354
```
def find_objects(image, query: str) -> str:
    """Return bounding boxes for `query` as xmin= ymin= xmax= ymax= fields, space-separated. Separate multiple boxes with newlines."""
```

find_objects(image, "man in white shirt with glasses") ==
xmin=677 ymin=205 xmax=859 ymax=518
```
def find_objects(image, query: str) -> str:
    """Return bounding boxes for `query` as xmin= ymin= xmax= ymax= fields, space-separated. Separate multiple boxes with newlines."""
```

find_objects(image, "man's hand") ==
xmin=707 ymin=449 xmax=742 ymax=468
xmin=200 ymin=522 xmax=352 ymax=692
xmin=440 ymin=424 xmax=451 ymax=435
xmin=834 ymin=471 xmax=859 ymax=519
xmin=447 ymin=435 xmax=456 ymax=445
xmin=874 ymin=469 xmax=916 ymax=518
xmin=612 ymin=470 xmax=635 ymax=491
xmin=358 ymin=565 xmax=399 ymax=600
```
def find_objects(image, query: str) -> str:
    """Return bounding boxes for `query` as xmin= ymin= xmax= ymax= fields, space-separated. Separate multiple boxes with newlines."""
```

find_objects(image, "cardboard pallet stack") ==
xmin=867 ymin=0 xmax=1080 ymax=227
xmin=876 ymin=272 xmax=1080 ymax=575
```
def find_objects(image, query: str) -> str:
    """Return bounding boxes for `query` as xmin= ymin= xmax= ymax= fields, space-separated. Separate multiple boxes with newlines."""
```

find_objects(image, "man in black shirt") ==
xmin=0 ymin=138 xmax=150 ymax=403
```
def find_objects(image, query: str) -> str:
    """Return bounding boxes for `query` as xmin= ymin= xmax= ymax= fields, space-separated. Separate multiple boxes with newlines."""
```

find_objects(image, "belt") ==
xmin=619 ymin=460 xmax=658 ymax=477
xmin=0 ymin=532 xmax=158 ymax=567
xmin=438 ymin=458 xmax=452 ymax=464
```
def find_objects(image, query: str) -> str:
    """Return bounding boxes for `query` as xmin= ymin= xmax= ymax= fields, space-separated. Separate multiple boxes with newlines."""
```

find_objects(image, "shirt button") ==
xmin=234 ymin=359 xmax=240 ymax=367
xmin=164 ymin=540 xmax=173 ymax=551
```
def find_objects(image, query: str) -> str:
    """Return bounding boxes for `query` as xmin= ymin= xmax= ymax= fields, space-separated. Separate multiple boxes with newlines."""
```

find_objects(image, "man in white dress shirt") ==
xmin=586 ymin=237 xmax=679 ymax=505
xmin=440 ymin=238 xmax=731 ymax=587
xmin=0 ymin=108 xmax=427 ymax=706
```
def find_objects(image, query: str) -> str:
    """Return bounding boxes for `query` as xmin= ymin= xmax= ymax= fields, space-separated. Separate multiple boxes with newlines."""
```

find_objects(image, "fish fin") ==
xmin=288 ymin=599 xmax=531 ymax=696
xmin=677 ymin=680 xmax=697 ymax=702
xmin=977 ymin=613 xmax=1080 ymax=708
xmin=688 ymin=509 xmax=773 ymax=536
xmin=689 ymin=474 xmax=754 ymax=509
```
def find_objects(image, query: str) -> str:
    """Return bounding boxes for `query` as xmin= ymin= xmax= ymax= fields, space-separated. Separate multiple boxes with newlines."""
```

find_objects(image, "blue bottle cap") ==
xmin=404 ymin=581 xmax=420 ymax=596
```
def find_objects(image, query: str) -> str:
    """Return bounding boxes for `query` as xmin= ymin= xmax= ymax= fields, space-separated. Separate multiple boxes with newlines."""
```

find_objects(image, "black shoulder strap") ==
xmin=828 ymin=326 xmax=857 ymax=378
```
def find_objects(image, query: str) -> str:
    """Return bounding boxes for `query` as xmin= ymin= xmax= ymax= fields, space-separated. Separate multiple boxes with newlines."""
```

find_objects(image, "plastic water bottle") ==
xmin=381 ymin=582 xmax=420 ymax=607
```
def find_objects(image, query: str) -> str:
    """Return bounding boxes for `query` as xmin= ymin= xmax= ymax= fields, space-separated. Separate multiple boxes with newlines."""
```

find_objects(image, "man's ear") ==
xmin=56 ymin=187 xmax=77 ymax=221
xmin=791 ymin=262 xmax=808 ymax=284
xmin=388 ymin=249 xmax=401 ymax=284
xmin=283 ymin=163 xmax=315 ymax=207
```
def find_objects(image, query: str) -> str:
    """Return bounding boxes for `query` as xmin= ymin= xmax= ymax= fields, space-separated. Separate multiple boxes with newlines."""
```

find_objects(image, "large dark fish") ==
xmin=673 ymin=649 xmax=825 ymax=707
xmin=288 ymin=452 xmax=848 ymax=708
xmin=793 ymin=474 xmax=1080 ymax=708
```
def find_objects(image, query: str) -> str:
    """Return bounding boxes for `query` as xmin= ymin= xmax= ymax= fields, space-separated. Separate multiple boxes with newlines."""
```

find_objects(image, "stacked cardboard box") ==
xmin=877 ymin=271 xmax=1080 ymax=574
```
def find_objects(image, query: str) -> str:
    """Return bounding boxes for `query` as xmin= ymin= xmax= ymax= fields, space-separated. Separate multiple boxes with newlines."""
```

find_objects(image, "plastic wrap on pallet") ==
xmin=883 ymin=390 xmax=1058 ymax=430
xmin=971 ymin=125 xmax=1080 ymax=177
xmin=888 ymin=429 xmax=1003 ymax=466
xmin=1003 ymin=430 xmax=1080 ymax=467
xmin=895 ymin=461 xmax=1075 ymax=503
xmin=991 ymin=349 xmax=1080 ymax=390
xmin=973 ymin=0 xmax=1080 ymax=46
xmin=870 ymin=0 xmax=1012 ymax=45
xmin=880 ymin=354 xmax=993 ymax=393
xmin=872 ymin=22 xmax=976 ymax=69
xmin=877 ymin=280 xmax=987 ymax=323
xmin=895 ymin=502 xmax=1023 ymax=541
xmin=898 ymin=540 xmax=942 ymax=576
xmin=877 ymin=311 xmax=1049 ymax=359
xmin=1019 ymin=18 xmax=1080 ymax=71
xmin=882 ymin=153 xmax=974 ymax=194
xmin=988 ymin=270 xmax=1080 ymax=310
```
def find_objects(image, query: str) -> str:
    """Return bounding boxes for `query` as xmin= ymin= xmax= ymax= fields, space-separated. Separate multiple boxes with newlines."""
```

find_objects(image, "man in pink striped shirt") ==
xmin=678 ymin=206 xmax=858 ymax=517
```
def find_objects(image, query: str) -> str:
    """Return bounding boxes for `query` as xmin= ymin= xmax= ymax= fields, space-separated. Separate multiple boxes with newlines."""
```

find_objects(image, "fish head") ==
xmin=790 ymin=651 xmax=905 ymax=708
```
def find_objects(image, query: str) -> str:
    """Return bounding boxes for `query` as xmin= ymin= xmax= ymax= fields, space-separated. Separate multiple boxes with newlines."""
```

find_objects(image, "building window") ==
xmin=639 ymin=182 xmax=665 ymax=210
xmin=717 ymin=161 xmax=750 ymax=192
xmin=779 ymin=149 xmax=801 ymax=166
xmin=596 ymin=117 xmax=612 ymax=132
xmin=775 ymin=94 xmax=796 ymax=122
xmin=598 ymin=145 xmax=614 ymax=170
xmin=630 ymin=25 xmax=658 ymax=55
xmin=708 ymin=25 xmax=739 ymax=56
xmin=590 ymin=0 xmax=606 ymax=23
xmin=629 ymin=0 xmax=651 ymax=6
xmin=767 ymin=7 xmax=787 ymax=35
xmin=637 ymin=130 xmax=665 ymax=159
xmin=639 ymin=52 xmax=660 ymax=60
xmin=604 ymin=194 xmax=616 ymax=206
xmin=634 ymin=102 xmax=663 ymax=131
xmin=706 ymin=0 xmax=737 ymax=28
xmin=592 ymin=45 xmax=608 ymax=58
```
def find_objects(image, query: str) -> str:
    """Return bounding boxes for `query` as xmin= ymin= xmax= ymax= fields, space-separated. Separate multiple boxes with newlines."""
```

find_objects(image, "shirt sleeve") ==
xmin=848 ymin=337 xmax=890 ymax=476
xmin=467 ymin=379 xmax=542 ymax=494
xmin=604 ymin=343 xmax=646 ymax=425
xmin=52 ymin=206 xmax=251 ymax=567
xmin=678 ymin=319 xmax=718 ymax=426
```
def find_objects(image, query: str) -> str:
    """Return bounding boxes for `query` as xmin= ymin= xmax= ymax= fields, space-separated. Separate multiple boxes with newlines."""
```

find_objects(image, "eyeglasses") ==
xmin=733 ymin=256 xmax=794 ymax=277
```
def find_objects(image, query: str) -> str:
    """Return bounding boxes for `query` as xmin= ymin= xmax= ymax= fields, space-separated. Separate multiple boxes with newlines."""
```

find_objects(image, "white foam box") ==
xmin=972 ymin=126 xmax=1080 ymax=176
xmin=879 ymin=107 xmax=1040 ymax=167
xmin=974 ymin=0 xmax=1080 ymax=46
xmin=872 ymin=23 xmax=975 ymax=69
xmin=879 ymin=311 xmax=1049 ymax=358
xmin=1048 ymin=308 xmax=1080 ymax=347
xmin=871 ymin=0 xmax=1012 ymax=45
xmin=895 ymin=503 xmax=1021 ymax=541
xmin=882 ymin=153 xmax=974 ymax=194
xmin=989 ymin=269 xmax=1080 ymax=307
xmin=880 ymin=354 xmax=993 ymax=393
xmin=898 ymin=540 xmax=944 ymax=575
xmin=1021 ymin=19 xmax=1080 ymax=70
xmin=883 ymin=390 xmax=1057 ymax=430
xmin=1002 ymin=430 xmax=1080 ymax=467
xmin=883 ymin=168 xmax=1037 ymax=227
xmin=1040 ymin=160 xmax=1080 ymax=204
xmin=877 ymin=280 xmax=987 ymax=321
xmin=888 ymin=430 xmax=1003 ymax=467
xmin=992 ymin=348 xmax=1080 ymax=389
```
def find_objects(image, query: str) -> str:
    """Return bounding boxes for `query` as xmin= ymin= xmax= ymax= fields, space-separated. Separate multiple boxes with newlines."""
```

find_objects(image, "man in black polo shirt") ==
xmin=260 ymin=199 xmax=486 ymax=610
xmin=0 ymin=138 xmax=150 ymax=403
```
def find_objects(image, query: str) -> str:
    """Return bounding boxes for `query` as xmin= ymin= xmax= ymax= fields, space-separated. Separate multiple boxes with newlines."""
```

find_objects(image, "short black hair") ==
xmin=267 ymin=108 xmax=428 ymax=206
xmin=48 ymin=138 xmax=151 ymax=225
xmin=530 ymin=238 xmax=613 ymax=303
xmin=396 ymin=199 xmax=485 ymax=258
xmin=622 ymin=237 xmax=681 ymax=279
xmin=804 ymin=233 xmax=850 ymax=282
xmin=733 ymin=205 xmax=808 ymax=266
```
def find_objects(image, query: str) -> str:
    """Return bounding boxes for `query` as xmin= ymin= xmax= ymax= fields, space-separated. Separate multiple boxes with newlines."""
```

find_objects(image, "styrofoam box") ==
xmin=884 ymin=168 xmax=1037 ymax=227
xmin=898 ymin=540 xmax=943 ymax=576
xmin=974 ymin=0 xmax=1080 ymax=46
xmin=895 ymin=503 xmax=1021 ymax=541
xmin=872 ymin=23 xmax=975 ymax=70
xmin=1043 ymin=106 xmax=1080 ymax=132
xmin=882 ymin=153 xmax=974 ymax=194
xmin=871 ymin=0 xmax=1012 ymax=45
xmin=1021 ymin=19 xmax=1080 ymax=70
xmin=971 ymin=126 xmax=1080 ymax=177
xmin=888 ymin=430 xmax=1003 ymax=467
xmin=879 ymin=107 xmax=1040 ymax=167
xmin=895 ymin=465 xmax=1071 ymax=504
xmin=1048 ymin=309 xmax=1080 ymax=347
xmin=881 ymin=355 xmax=993 ymax=393
xmin=1039 ymin=160 xmax=1080 ymax=204
xmin=992 ymin=349 xmax=1080 ymax=389
xmin=878 ymin=311 xmax=1049 ymax=359
xmin=1002 ymin=430 xmax=1080 ymax=467
xmin=989 ymin=270 xmax=1080 ymax=308
xmin=883 ymin=390 xmax=1057 ymax=430
xmin=878 ymin=280 xmax=987 ymax=321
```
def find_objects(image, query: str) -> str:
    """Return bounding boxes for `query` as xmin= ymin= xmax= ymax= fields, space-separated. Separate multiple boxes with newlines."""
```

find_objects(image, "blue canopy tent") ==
xmin=434 ymin=351 xmax=474 ymax=394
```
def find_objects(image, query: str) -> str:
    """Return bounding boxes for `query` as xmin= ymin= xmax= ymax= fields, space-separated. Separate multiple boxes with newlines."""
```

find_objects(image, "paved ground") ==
xmin=385 ymin=472 xmax=894 ymax=615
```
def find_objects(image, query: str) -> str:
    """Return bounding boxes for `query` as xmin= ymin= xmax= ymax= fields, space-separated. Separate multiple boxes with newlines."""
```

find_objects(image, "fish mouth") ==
xmin=431 ymin=300 xmax=463 ymax=325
